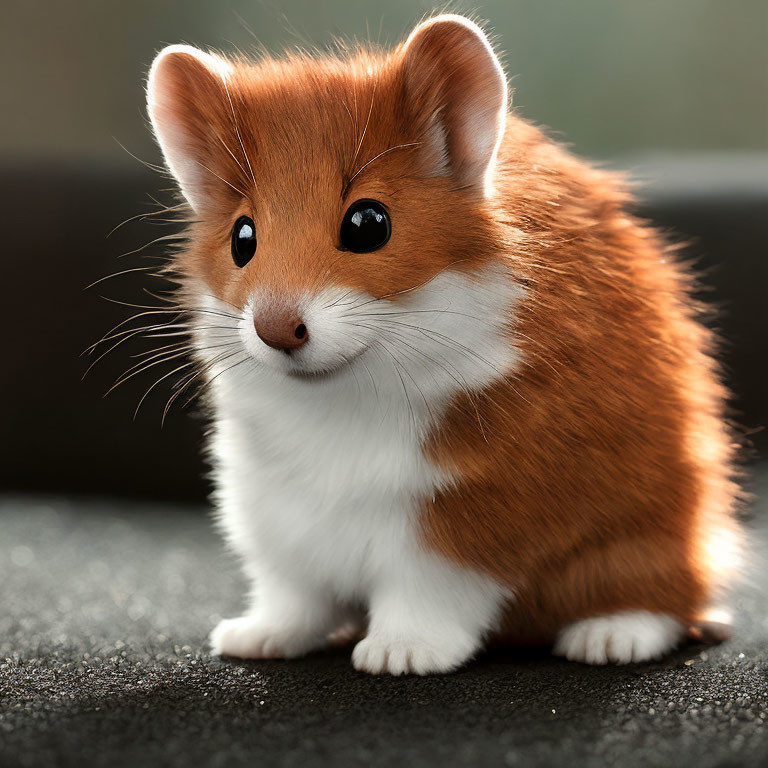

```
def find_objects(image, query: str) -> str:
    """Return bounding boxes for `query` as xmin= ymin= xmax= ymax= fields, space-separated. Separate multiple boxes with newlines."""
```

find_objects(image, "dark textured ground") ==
xmin=1 ymin=468 xmax=767 ymax=768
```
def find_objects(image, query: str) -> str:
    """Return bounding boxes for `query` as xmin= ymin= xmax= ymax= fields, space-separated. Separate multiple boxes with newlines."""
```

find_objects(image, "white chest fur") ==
xmin=204 ymin=265 xmax=521 ymax=592
xmin=202 ymin=265 xmax=523 ymax=673
xmin=209 ymin=361 xmax=448 ymax=598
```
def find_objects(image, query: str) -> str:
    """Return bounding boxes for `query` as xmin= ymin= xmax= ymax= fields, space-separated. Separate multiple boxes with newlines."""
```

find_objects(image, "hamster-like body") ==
xmin=145 ymin=15 xmax=740 ymax=674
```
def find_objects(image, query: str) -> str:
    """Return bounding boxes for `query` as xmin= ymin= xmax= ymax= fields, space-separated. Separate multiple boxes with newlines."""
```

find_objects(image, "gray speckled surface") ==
xmin=1 ymin=468 xmax=767 ymax=768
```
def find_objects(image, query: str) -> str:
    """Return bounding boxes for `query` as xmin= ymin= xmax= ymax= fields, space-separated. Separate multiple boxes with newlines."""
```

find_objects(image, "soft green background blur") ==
xmin=3 ymin=0 xmax=766 ymax=166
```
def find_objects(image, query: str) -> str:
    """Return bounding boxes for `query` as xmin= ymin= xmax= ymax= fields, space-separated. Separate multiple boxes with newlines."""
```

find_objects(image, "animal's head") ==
xmin=146 ymin=15 xmax=518 ymax=382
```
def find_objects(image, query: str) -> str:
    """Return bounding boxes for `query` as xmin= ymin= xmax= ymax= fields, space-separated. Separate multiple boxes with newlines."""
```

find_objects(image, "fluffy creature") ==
xmin=143 ymin=15 xmax=740 ymax=674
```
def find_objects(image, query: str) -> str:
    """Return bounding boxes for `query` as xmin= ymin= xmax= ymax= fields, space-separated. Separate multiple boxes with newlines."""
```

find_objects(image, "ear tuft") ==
xmin=402 ymin=15 xmax=508 ymax=196
xmin=146 ymin=45 xmax=232 ymax=211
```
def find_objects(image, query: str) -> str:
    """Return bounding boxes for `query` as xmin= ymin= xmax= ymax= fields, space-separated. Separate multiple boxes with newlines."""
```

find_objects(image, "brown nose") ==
xmin=253 ymin=308 xmax=308 ymax=352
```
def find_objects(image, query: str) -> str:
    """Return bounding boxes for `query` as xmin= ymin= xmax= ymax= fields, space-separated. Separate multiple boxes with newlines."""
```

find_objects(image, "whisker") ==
xmin=197 ymin=161 xmax=249 ymax=198
xmin=120 ymin=344 xmax=200 ymax=378
xmin=346 ymin=77 xmax=377 ymax=189
xmin=84 ymin=309 xmax=238 ymax=355
xmin=369 ymin=321 xmax=490 ymax=442
xmin=195 ymin=293 xmax=242 ymax=312
xmin=380 ymin=319 xmax=533 ymax=406
xmin=132 ymin=359 xmax=199 ymax=421
xmin=345 ymin=142 xmax=421 ymax=189
xmin=222 ymin=75 xmax=257 ymax=187
xmin=359 ymin=356 xmax=379 ymax=404
xmin=138 ymin=326 xmax=239 ymax=344
xmin=106 ymin=348 xmax=195 ymax=395
xmin=333 ymin=259 xmax=472 ymax=313
xmin=348 ymin=307 xmax=492 ymax=324
xmin=116 ymin=232 xmax=186 ymax=260
xmin=323 ymin=288 xmax=357 ymax=311
xmin=360 ymin=321 xmax=465 ymax=391
xmin=141 ymin=286 xmax=177 ymax=303
xmin=348 ymin=318 xmax=480 ymax=423
xmin=85 ymin=266 xmax=156 ymax=291
xmin=168 ymin=351 xmax=250 ymax=421
xmin=124 ymin=338 xmax=240 ymax=374
xmin=82 ymin=320 xmax=187 ymax=378
xmin=106 ymin=201 xmax=187 ymax=239
xmin=373 ymin=337 xmax=418 ymax=437
xmin=138 ymin=346 xmax=244 ymax=423
xmin=97 ymin=296 xmax=240 ymax=318
xmin=113 ymin=137 xmax=168 ymax=175
xmin=130 ymin=340 xmax=193 ymax=359
xmin=215 ymin=132 xmax=250 ymax=180
xmin=85 ymin=325 xmax=239 ymax=383
xmin=86 ymin=319 xmax=192 ymax=355
xmin=84 ymin=312 xmax=186 ymax=355
xmin=375 ymin=318 xmax=508 ymax=377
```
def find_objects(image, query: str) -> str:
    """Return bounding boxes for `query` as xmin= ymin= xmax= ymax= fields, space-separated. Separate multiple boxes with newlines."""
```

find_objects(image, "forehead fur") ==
xmin=207 ymin=50 xmax=409 ymax=210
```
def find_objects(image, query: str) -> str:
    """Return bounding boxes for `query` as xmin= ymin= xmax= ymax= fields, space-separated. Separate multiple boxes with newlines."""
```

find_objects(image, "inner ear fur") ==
xmin=146 ymin=45 xmax=236 ymax=212
xmin=401 ymin=15 xmax=508 ymax=196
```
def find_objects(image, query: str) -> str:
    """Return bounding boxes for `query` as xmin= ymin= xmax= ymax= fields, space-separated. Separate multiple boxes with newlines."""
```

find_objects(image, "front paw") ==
xmin=210 ymin=616 xmax=321 ymax=660
xmin=352 ymin=634 xmax=473 ymax=676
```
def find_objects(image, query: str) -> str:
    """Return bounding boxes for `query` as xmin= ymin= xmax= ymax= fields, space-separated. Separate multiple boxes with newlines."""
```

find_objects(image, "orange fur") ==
xmin=155 ymin=23 xmax=741 ymax=646
xmin=423 ymin=126 xmax=741 ymax=643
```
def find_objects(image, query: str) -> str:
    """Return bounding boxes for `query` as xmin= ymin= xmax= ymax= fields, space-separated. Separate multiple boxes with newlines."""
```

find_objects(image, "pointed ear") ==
xmin=401 ymin=15 xmax=508 ymax=197
xmin=146 ymin=45 xmax=233 ymax=212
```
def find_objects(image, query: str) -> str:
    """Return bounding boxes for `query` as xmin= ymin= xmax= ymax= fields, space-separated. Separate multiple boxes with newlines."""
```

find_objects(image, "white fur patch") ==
xmin=553 ymin=611 xmax=685 ymax=665
xmin=194 ymin=264 xmax=523 ymax=674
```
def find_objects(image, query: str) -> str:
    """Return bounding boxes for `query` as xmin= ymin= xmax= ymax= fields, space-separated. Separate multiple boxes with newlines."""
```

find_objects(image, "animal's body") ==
xmin=144 ymin=14 xmax=740 ymax=674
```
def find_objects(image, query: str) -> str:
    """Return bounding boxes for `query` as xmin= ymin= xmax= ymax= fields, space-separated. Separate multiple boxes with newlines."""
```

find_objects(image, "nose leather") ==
xmin=253 ymin=307 xmax=308 ymax=351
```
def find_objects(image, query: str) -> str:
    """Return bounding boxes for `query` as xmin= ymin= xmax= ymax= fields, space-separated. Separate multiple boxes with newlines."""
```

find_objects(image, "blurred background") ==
xmin=1 ymin=0 xmax=766 ymax=502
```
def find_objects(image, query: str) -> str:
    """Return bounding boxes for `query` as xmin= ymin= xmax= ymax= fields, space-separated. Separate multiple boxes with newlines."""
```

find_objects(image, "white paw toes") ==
xmin=210 ymin=616 xmax=320 ymax=659
xmin=352 ymin=635 xmax=472 ymax=676
xmin=554 ymin=611 xmax=685 ymax=665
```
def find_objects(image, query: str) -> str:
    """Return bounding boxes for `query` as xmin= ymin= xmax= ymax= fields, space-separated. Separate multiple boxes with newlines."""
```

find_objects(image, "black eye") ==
xmin=231 ymin=215 xmax=257 ymax=267
xmin=339 ymin=199 xmax=391 ymax=253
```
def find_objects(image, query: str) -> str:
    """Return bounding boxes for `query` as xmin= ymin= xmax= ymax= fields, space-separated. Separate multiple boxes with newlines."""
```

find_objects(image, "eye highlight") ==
xmin=231 ymin=215 xmax=257 ymax=267
xmin=339 ymin=199 xmax=391 ymax=253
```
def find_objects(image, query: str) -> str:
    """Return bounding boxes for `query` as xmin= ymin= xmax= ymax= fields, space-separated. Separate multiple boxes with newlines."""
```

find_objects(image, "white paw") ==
xmin=553 ymin=610 xmax=685 ymax=665
xmin=210 ymin=616 xmax=322 ymax=659
xmin=352 ymin=634 xmax=472 ymax=676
